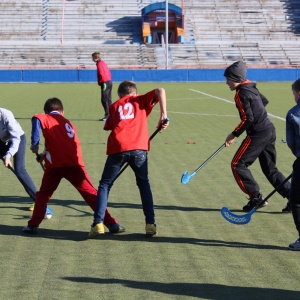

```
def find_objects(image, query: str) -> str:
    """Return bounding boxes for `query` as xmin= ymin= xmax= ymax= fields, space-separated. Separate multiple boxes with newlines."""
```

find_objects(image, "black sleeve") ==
xmin=233 ymin=100 xmax=254 ymax=137
xmin=259 ymin=92 xmax=269 ymax=107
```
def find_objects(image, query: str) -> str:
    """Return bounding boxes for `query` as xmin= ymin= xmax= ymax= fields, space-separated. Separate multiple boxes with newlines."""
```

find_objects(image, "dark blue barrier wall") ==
xmin=23 ymin=70 xmax=79 ymax=82
xmin=247 ymin=68 xmax=299 ymax=82
xmin=79 ymin=69 xmax=189 ymax=82
xmin=0 ymin=68 xmax=299 ymax=82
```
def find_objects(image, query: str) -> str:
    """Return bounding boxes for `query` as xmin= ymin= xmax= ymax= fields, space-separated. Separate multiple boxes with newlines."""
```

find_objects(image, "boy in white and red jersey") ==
xmin=23 ymin=97 xmax=124 ymax=234
xmin=88 ymin=80 xmax=169 ymax=238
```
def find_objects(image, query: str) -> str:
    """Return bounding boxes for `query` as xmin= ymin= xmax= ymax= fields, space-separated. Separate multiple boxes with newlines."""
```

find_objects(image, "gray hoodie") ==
xmin=0 ymin=108 xmax=24 ymax=157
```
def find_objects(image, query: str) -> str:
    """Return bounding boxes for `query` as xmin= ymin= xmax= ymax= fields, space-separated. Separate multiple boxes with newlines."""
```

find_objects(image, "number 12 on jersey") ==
xmin=118 ymin=103 xmax=135 ymax=120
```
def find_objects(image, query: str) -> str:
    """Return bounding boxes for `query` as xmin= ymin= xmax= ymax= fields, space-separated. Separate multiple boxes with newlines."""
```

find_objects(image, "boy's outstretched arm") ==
xmin=30 ymin=117 xmax=41 ymax=153
xmin=154 ymin=88 xmax=169 ymax=130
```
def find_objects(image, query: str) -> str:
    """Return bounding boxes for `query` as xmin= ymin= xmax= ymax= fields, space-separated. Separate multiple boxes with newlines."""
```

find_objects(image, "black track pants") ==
xmin=231 ymin=128 xmax=290 ymax=199
xmin=100 ymin=80 xmax=112 ymax=117
xmin=290 ymin=158 xmax=300 ymax=236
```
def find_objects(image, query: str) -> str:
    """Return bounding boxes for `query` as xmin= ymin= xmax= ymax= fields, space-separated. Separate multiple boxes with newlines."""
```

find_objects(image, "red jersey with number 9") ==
xmin=34 ymin=113 xmax=85 ymax=168
xmin=104 ymin=90 xmax=158 ymax=155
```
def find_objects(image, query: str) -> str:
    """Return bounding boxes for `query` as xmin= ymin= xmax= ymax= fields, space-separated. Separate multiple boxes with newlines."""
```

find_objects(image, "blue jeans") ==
xmin=0 ymin=134 xmax=37 ymax=200
xmin=94 ymin=150 xmax=155 ymax=224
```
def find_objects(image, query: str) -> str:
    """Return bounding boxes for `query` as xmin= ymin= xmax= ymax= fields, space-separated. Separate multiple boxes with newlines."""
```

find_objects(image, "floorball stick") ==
xmin=114 ymin=117 xmax=169 ymax=181
xmin=35 ymin=153 xmax=45 ymax=171
xmin=221 ymin=173 xmax=292 ymax=225
xmin=181 ymin=143 xmax=225 ymax=184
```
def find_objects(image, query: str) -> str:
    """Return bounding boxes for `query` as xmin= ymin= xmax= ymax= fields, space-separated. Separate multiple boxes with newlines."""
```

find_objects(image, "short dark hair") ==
xmin=292 ymin=78 xmax=300 ymax=93
xmin=92 ymin=52 xmax=101 ymax=59
xmin=117 ymin=80 xmax=137 ymax=97
xmin=44 ymin=97 xmax=64 ymax=114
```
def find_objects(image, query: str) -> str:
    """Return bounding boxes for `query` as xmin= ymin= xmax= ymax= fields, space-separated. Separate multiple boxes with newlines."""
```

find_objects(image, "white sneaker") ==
xmin=289 ymin=238 xmax=300 ymax=250
xmin=30 ymin=204 xmax=53 ymax=219
xmin=44 ymin=213 xmax=52 ymax=219
xmin=44 ymin=207 xmax=53 ymax=219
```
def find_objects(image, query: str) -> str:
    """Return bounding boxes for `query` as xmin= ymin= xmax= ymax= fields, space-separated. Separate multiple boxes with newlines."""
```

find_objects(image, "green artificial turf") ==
xmin=0 ymin=82 xmax=299 ymax=300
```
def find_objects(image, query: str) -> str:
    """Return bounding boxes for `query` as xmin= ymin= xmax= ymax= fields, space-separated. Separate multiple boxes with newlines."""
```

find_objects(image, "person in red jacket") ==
xmin=88 ymin=80 xmax=169 ymax=238
xmin=92 ymin=52 xmax=112 ymax=121
xmin=23 ymin=97 xmax=124 ymax=234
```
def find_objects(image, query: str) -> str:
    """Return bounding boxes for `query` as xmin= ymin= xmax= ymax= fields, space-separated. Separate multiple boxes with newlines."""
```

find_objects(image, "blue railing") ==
xmin=0 ymin=68 xmax=299 ymax=83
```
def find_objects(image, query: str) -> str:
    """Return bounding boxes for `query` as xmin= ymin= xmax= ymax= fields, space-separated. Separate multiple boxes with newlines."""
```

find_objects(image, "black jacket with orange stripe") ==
xmin=232 ymin=80 xmax=274 ymax=138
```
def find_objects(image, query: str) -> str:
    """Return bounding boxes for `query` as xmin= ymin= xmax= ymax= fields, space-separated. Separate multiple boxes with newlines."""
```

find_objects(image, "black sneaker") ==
xmin=99 ymin=117 xmax=107 ymax=121
xmin=242 ymin=194 xmax=268 ymax=212
xmin=282 ymin=202 xmax=291 ymax=213
xmin=289 ymin=237 xmax=300 ymax=250
xmin=22 ymin=225 xmax=38 ymax=234
xmin=107 ymin=223 xmax=126 ymax=234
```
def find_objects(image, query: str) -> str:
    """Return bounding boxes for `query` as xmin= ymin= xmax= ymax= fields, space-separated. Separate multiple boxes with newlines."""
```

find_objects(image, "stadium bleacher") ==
xmin=0 ymin=0 xmax=299 ymax=69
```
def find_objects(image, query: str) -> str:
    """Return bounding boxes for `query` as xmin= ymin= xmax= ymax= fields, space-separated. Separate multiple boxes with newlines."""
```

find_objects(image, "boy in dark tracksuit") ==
xmin=224 ymin=61 xmax=290 ymax=212
xmin=286 ymin=78 xmax=300 ymax=250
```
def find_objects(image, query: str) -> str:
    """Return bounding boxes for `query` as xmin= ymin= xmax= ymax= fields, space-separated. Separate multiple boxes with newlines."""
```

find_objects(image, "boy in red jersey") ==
xmin=92 ymin=52 xmax=112 ymax=121
xmin=23 ymin=97 xmax=124 ymax=234
xmin=88 ymin=80 xmax=169 ymax=238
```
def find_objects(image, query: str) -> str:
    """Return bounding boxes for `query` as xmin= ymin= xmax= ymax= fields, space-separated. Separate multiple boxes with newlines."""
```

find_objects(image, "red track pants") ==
xmin=28 ymin=165 xmax=118 ymax=227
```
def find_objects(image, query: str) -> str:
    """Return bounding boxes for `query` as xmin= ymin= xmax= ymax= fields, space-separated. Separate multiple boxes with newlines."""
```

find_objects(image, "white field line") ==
xmin=190 ymin=89 xmax=234 ymax=104
xmin=190 ymin=89 xmax=286 ymax=122
xmin=267 ymin=113 xmax=285 ymax=121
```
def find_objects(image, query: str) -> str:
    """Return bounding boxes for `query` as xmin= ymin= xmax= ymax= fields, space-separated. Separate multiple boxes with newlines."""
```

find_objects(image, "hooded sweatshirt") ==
xmin=232 ymin=80 xmax=274 ymax=137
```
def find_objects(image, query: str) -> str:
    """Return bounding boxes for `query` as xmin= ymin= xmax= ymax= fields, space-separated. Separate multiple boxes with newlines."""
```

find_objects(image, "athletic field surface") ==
xmin=0 ymin=82 xmax=299 ymax=300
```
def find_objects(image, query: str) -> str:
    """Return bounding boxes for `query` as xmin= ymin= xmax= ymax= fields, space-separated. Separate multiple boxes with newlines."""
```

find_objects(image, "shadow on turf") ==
xmin=110 ymin=202 xmax=287 ymax=215
xmin=1 ymin=196 xmax=211 ymax=212
xmin=0 ymin=224 xmax=290 ymax=250
xmin=0 ymin=196 xmax=286 ymax=215
xmin=62 ymin=277 xmax=300 ymax=299
xmin=0 ymin=196 xmax=94 ymax=218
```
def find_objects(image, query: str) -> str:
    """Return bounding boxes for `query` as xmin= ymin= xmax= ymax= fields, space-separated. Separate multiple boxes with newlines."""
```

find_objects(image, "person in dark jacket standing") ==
xmin=224 ymin=61 xmax=290 ymax=212
xmin=92 ymin=52 xmax=112 ymax=121
xmin=286 ymin=78 xmax=300 ymax=250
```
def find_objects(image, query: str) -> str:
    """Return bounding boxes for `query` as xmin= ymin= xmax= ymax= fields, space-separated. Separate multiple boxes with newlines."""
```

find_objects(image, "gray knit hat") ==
xmin=224 ymin=61 xmax=247 ymax=83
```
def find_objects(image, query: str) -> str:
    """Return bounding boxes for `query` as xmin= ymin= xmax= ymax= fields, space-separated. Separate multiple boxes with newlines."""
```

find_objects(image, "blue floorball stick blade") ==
xmin=46 ymin=206 xmax=53 ymax=214
xmin=181 ymin=171 xmax=196 ymax=184
xmin=181 ymin=171 xmax=189 ymax=184
xmin=220 ymin=207 xmax=253 ymax=225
